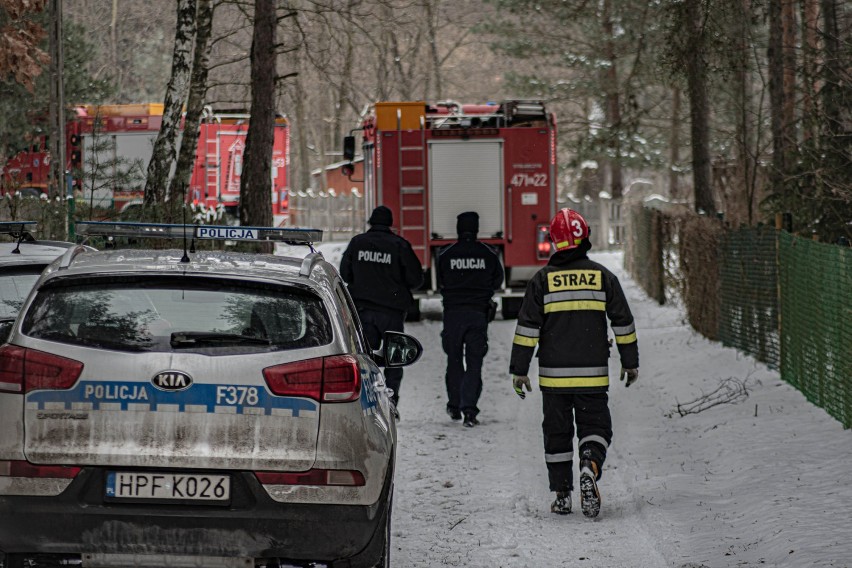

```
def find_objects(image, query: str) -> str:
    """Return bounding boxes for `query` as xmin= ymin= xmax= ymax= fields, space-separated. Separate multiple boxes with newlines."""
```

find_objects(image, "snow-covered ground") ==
xmin=279 ymin=243 xmax=852 ymax=568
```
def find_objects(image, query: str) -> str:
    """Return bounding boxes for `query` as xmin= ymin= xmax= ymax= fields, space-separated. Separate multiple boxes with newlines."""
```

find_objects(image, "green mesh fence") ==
xmin=719 ymin=228 xmax=780 ymax=368
xmin=625 ymin=204 xmax=852 ymax=429
xmin=779 ymin=233 xmax=852 ymax=428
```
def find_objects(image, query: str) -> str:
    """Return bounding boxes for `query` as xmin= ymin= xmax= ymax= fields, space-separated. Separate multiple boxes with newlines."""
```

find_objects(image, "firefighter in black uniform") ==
xmin=341 ymin=205 xmax=423 ymax=419
xmin=438 ymin=211 xmax=504 ymax=428
xmin=509 ymin=208 xmax=639 ymax=518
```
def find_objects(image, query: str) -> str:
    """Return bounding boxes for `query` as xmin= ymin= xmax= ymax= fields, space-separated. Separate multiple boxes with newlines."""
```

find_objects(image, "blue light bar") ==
xmin=76 ymin=222 xmax=323 ymax=244
xmin=0 ymin=221 xmax=37 ymax=236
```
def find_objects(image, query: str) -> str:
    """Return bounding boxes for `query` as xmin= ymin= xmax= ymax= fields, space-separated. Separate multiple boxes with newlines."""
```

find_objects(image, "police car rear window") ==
xmin=21 ymin=276 xmax=332 ymax=354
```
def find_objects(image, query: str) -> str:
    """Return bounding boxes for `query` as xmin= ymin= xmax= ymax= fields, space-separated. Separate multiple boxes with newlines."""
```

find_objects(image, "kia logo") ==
xmin=151 ymin=371 xmax=193 ymax=392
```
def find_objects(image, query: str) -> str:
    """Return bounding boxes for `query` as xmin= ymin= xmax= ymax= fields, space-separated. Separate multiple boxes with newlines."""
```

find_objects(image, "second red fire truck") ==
xmin=1 ymin=104 xmax=290 ymax=221
xmin=343 ymin=99 xmax=558 ymax=318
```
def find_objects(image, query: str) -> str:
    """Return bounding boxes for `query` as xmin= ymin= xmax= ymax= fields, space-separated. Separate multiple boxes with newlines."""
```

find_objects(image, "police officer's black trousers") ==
xmin=441 ymin=310 xmax=488 ymax=417
xmin=358 ymin=308 xmax=405 ymax=405
xmin=541 ymin=391 xmax=612 ymax=493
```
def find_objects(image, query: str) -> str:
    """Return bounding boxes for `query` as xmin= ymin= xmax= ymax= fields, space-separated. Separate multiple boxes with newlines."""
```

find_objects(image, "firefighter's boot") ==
xmin=550 ymin=491 xmax=572 ymax=515
xmin=579 ymin=459 xmax=601 ymax=518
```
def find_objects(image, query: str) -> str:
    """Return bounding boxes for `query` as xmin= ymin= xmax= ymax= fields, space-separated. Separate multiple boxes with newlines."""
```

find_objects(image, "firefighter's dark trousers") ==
xmin=541 ymin=391 xmax=612 ymax=492
xmin=441 ymin=310 xmax=488 ymax=417
xmin=358 ymin=307 xmax=405 ymax=405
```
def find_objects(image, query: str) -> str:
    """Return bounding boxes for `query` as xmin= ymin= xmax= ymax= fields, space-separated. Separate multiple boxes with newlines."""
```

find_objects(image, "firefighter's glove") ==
xmin=620 ymin=368 xmax=639 ymax=387
xmin=512 ymin=375 xmax=532 ymax=399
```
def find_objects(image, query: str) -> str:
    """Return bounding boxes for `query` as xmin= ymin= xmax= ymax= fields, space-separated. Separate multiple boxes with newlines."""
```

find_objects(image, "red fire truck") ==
xmin=343 ymin=100 xmax=557 ymax=318
xmin=1 ymin=104 xmax=290 ymax=221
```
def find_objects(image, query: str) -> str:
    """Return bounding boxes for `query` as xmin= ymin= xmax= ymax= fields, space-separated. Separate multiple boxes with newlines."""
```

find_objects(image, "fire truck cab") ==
xmin=344 ymin=100 xmax=557 ymax=318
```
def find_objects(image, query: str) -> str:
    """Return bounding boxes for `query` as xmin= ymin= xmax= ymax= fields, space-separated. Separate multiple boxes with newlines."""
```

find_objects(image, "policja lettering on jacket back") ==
xmin=357 ymin=250 xmax=392 ymax=264
xmin=449 ymin=258 xmax=486 ymax=270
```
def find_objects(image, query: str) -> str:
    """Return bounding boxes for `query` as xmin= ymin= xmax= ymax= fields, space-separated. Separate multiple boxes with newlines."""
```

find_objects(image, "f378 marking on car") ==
xmin=26 ymin=381 xmax=317 ymax=417
xmin=216 ymin=386 xmax=260 ymax=406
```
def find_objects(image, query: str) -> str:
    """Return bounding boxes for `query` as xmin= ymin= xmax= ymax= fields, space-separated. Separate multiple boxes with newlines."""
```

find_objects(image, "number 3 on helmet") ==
xmin=549 ymin=208 xmax=589 ymax=250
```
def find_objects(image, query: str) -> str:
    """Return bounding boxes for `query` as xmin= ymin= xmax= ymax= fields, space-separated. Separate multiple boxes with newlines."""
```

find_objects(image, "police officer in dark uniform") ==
xmin=438 ymin=211 xmax=504 ymax=427
xmin=340 ymin=205 xmax=423 ymax=418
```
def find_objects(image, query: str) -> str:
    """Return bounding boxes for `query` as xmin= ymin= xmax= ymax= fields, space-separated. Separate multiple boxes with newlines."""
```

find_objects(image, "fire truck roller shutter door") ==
xmin=428 ymin=140 xmax=503 ymax=239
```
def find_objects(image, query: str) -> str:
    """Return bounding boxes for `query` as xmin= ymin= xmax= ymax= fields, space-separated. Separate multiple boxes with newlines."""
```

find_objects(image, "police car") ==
xmin=0 ymin=222 xmax=421 ymax=568
xmin=0 ymin=222 xmax=78 ymax=343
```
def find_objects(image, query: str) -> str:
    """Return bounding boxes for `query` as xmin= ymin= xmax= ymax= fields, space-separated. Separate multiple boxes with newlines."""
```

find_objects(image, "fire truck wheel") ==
xmin=405 ymin=300 xmax=421 ymax=322
xmin=501 ymin=297 xmax=523 ymax=320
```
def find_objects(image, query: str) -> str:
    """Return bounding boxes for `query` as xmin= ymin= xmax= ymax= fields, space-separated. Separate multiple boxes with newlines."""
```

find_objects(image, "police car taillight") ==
xmin=263 ymin=355 xmax=361 ymax=403
xmin=254 ymin=468 xmax=365 ymax=487
xmin=321 ymin=355 xmax=361 ymax=402
xmin=0 ymin=460 xmax=81 ymax=479
xmin=0 ymin=345 xmax=83 ymax=393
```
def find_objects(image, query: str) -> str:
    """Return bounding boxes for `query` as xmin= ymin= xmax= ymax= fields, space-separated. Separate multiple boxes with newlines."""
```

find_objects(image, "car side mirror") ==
xmin=378 ymin=331 xmax=422 ymax=368
xmin=343 ymin=135 xmax=355 ymax=161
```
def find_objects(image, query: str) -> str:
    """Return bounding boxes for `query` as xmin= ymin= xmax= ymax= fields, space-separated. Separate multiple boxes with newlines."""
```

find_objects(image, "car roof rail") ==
xmin=57 ymin=244 xmax=91 ymax=270
xmin=299 ymin=251 xmax=325 ymax=277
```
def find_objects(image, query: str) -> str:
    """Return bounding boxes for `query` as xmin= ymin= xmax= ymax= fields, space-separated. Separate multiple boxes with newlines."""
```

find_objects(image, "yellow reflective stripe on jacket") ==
xmin=539 ymin=375 xmax=610 ymax=388
xmin=615 ymin=332 xmax=637 ymax=344
xmin=544 ymin=300 xmax=606 ymax=313
xmin=513 ymin=334 xmax=539 ymax=347
xmin=539 ymin=366 xmax=609 ymax=388
xmin=513 ymin=324 xmax=540 ymax=347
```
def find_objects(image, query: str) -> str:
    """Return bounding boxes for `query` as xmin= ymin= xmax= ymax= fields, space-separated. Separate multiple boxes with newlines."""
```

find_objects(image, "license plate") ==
xmin=105 ymin=471 xmax=230 ymax=501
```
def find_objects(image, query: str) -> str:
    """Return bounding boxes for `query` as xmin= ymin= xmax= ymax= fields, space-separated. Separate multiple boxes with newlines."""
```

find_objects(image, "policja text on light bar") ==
xmin=75 ymin=221 xmax=323 ymax=245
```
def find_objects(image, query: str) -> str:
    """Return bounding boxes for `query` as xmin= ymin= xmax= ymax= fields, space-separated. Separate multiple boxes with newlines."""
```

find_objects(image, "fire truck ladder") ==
xmin=203 ymin=122 xmax=220 ymax=202
xmin=398 ymin=114 xmax=428 ymax=257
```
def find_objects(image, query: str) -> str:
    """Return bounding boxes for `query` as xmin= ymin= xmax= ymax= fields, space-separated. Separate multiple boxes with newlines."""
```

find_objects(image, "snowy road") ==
xmin=388 ymin=252 xmax=852 ymax=568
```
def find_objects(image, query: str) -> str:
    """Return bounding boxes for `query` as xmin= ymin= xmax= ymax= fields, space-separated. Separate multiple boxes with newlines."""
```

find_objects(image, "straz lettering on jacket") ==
xmin=450 ymin=258 xmax=486 ymax=270
xmin=548 ymin=270 xmax=602 ymax=291
xmin=357 ymin=250 xmax=392 ymax=264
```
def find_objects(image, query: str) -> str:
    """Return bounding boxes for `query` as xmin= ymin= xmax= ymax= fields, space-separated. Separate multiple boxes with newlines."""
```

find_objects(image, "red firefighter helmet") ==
xmin=549 ymin=208 xmax=590 ymax=250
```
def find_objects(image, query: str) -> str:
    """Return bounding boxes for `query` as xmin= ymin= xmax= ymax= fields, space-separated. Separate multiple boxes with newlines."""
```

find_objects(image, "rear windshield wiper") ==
xmin=170 ymin=331 xmax=272 ymax=348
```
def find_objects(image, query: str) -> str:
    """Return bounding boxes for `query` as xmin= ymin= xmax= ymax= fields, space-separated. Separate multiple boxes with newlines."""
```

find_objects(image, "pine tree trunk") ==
xmin=768 ymin=0 xmax=787 ymax=191
xmin=736 ymin=0 xmax=754 ymax=225
xmin=602 ymin=0 xmax=623 ymax=198
xmin=684 ymin=0 xmax=715 ymax=214
xmin=239 ymin=0 xmax=276 ymax=228
xmin=782 ymin=0 xmax=797 ymax=148
xmin=669 ymin=86 xmax=681 ymax=200
xmin=425 ymin=0 xmax=442 ymax=100
xmin=170 ymin=0 xmax=213 ymax=205
xmin=143 ymin=0 xmax=196 ymax=215
xmin=290 ymin=50 xmax=313 ymax=196
xmin=332 ymin=0 xmax=356 ymax=152
xmin=801 ymin=0 xmax=819 ymax=142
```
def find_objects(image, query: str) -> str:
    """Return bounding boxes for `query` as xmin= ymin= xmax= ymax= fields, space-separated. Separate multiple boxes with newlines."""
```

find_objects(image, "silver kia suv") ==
xmin=0 ymin=222 xmax=421 ymax=568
